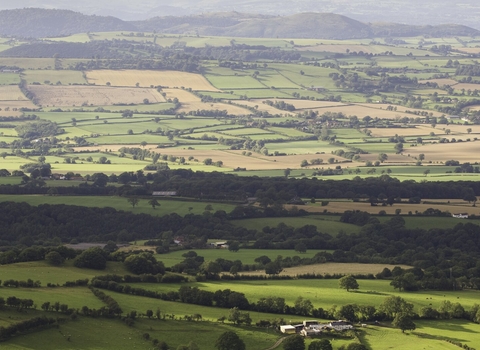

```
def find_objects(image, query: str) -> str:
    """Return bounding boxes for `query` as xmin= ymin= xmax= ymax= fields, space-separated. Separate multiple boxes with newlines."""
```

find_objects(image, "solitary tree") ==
xmin=339 ymin=275 xmax=359 ymax=292
xmin=283 ymin=335 xmax=305 ymax=350
xmin=215 ymin=331 xmax=245 ymax=350
xmin=127 ymin=197 xmax=139 ymax=208
xmin=392 ymin=312 xmax=416 ymax=333
xmin=148 ymin=198 xmax=160 ymax=209
xmin=308 ymin=339 xmax=332 ymax=350
xmin=294 ymin=242 xmax=307 ymax=253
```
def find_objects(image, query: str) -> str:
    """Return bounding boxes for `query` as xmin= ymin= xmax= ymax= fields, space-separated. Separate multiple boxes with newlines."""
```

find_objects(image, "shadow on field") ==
xmin=413 ymin=331 xmax=467 ymax=343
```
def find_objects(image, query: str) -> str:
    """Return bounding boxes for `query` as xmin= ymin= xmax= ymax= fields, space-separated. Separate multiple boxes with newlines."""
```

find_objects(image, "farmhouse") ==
xmin=452 ymin=213 xmax=469 ymax=219
xmin=329 ymin=320 xmax=354 ymax=331
xmin=152 ymin=191 xmax=177 ymax=196
xmin=280 ymin=325 xmax=296 ymax=334
xmin=210 ymin=241 xmax=229 ymax=249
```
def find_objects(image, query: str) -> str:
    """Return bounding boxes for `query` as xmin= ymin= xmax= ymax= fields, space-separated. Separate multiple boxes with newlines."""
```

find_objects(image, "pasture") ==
xmin=230 ymin=215 xmax=361 ymax=235
xmin=27 ymin=85 xmax=166 ymax=107
xmin=22 ymin=70 xmax=87 ymax=85
xmin=154 ymin=248 xmax=334 ymax=268
xmin=86 ymin=70 xmax=219 ymax=91
xmin=0 ymin=195 xmax=237 ymax=217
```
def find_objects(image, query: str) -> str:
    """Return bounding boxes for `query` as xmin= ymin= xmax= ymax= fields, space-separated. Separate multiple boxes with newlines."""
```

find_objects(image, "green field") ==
xmin=155 ymin=248 xmax=334 ymax=267
xmin=0 ymin=195 xmax=237 ymax=216
xmin=231 ymin=216 xmax=360 ymax=235
xmin=22 ymin=70 xmax=87 ymax=85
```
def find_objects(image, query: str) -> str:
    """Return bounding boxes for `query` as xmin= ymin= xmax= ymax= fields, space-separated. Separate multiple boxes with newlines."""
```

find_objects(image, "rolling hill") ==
xmin=0 ymin=8 xmax=478 ymax=40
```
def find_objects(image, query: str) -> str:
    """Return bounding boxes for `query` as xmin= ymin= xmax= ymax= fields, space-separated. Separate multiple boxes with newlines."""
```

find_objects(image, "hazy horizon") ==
xmin=0 ymin=0 xmax=480 ymax=29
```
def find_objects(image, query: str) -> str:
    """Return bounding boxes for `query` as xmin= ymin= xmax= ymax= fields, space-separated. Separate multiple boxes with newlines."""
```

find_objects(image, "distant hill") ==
xmin=370 ymin=23 xmax=480 ymax=38
xmin=134 ymin=12 xmax=480 ymax=40
xmin=0 ymin=8 xmax=135 ymax=38
xmin=133 ymin=12 xmax=373 ymax=40
xmin=0 ymin=8 xmax=478 ymax=40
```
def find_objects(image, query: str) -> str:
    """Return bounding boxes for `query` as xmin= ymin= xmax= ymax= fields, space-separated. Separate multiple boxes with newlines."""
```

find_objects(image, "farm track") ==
xmin=264 ymin=336 xmax=286 ymax=350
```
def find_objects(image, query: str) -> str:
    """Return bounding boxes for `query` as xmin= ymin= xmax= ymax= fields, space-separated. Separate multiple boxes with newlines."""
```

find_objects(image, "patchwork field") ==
xmin=27 ymin=85 xmax=166 ymax=107
xmin=86 ymin=69 xmax=220 ymax=91
xmin=163 ymin=87 xmax=250 ymax=114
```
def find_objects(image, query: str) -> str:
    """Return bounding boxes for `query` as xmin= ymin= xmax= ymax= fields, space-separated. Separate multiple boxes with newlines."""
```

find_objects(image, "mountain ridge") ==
xmin=0 ymin=8 xmax=478 ymax=39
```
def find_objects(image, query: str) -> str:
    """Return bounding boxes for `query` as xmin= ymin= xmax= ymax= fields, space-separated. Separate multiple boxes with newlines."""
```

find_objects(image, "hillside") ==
xmin=0 ymin=8 xmax=135 ymax=38
xmin=133 ymin=12 xmax=373 ymax=40
xmin=0 ymin=8 xmax=479 ymax=39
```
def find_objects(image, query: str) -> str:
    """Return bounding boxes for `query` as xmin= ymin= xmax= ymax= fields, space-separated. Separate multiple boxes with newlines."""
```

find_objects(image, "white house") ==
xmin=329 ymin=320 xmax=354 ymax=331
xmin=280 ymin=325 xmax=296 ymax=334
xmin=452 ymin=213 xmax=469 ymax=219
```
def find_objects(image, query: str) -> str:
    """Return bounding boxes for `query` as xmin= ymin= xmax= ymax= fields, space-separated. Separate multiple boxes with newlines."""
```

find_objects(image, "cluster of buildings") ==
xmin=280 ymin=320 xmax=354 ymax=337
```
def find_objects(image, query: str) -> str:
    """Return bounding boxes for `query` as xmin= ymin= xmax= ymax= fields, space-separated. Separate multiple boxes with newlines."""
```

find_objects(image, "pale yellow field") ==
xmin=235 ymin=100 xmax=287 ymax=115
xmin=406 ymin=140 xmax=480 ymax=162
xmin=308 ymin=105 xmax=418 ymax=119
xmin=148 ymin=148 xmax=347 ymax=170
xmin=290 ymin=201 xmax=480 ymax=215
xmin=0 ymin=85 xmax=28 ymax=101
xmin=358 ymin=154 xmax=416 ymax=164
xmin=432 ymin=124 xmax=480 ymax=134
xmin=163 ymin=88 xmax=249 ymax=115
xmin=453 ymin=83 xmax=480 ymax=91
xmin=240 ymin=262 xmax=412 ymax=276
xmin=357 ymin=103 xmax=444 ymax=117
xmin=85 ymin=70 xmax=220 ymax=91
xmin=0 ymin=100 xmax=37 ymax=113
xmin=457 ymin=47 xmax=480 ymax=54
xmin=27 ymin=85 xmax=166 ymax=107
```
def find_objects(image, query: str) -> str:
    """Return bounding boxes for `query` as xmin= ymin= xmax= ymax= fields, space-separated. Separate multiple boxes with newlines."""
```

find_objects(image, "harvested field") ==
xmin=406 ymin=140 xmax=480 ymax=162
xmin=85 ymin=70 xmax=219 ymax=91
xmin=453 ymin=83 xmax=480 ymax=91
xmin=432 ymin=124 xmax=480 ymax=134
xmin=0 ymin=100 xmax=37 ymax=115
xmin=235 ymin=100 xmax=285 ymax=114
xmin=240 ymin=262 xmax=412 ymax=276
xmin=357 ymin=103 xmax=444 ymax=117
xmin=27 ymin=85 xmax=166 ymax=107
xmin=306 ymin=104 xmax=423 ymax=119
xmin=149 ymin=148 xmax=346 ymax=170
xmin=292 ymin=201 xmax=480 ymax=215
xmin=163 ymin=88 xmax=250 ymax=115
xmin=0 ymin=85 xmax=28 ymax=100
xmin=358 ymin=153 xmax=416 ymax=164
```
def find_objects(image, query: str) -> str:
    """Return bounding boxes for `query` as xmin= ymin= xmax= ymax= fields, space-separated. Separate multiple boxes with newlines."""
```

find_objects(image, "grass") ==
xmin=129 ymin=279 xmax=480 ymax=313
xmin=155 ymin=249 xmax=335 ymax=268
xmin=0 ymin=287 xmax=104 ymax=310
xmin=0 ymin=260 xmax=130 ymax=286
xmin=0 ymin=73 xmax=20 ymax=85
xmin=21 ymin=70 xmax=87 ymax=85
xmin=0 ymin=195 xmax=237 ymax=217
xmin=231 ymin=216 xmax=361 ymax=235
